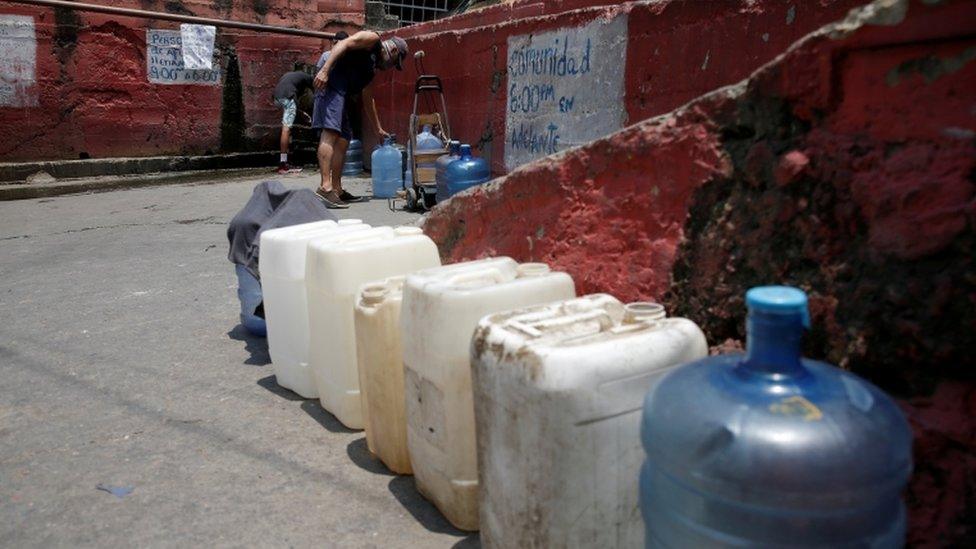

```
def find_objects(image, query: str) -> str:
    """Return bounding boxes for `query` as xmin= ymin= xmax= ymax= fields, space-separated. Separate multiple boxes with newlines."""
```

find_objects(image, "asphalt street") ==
xmin=0 ymin=172 xmax=479 ymax=547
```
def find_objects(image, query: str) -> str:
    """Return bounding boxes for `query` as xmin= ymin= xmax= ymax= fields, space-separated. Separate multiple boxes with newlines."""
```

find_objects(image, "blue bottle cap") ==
xmin=460 ymin=144 xmax=472 ymax=158
xmin=746 ymin=286 xmax=810 ymax=327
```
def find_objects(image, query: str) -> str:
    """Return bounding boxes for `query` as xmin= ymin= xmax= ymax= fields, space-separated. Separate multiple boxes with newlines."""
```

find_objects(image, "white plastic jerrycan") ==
xmin=401 ymin=259 xmax=576 ymax=531
xmin=354 ymin=275 xmax=412 ymax=474
xmin=471 ymin=295 xmax=707 ymax=548
xmin=259 ymin=219 xmax=368 ymax=398
xmin=306 ymin=226 xmax=440 ymax=429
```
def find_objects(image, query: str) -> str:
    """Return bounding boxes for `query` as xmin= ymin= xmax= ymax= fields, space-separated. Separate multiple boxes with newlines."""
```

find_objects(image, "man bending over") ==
xmin=312 ymin=31 xmax=407 ymax=208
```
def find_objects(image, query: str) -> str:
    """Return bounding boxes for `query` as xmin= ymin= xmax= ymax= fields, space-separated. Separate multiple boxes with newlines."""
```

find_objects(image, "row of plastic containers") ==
xmin=255 ymin=220 xmax=912 ymax=548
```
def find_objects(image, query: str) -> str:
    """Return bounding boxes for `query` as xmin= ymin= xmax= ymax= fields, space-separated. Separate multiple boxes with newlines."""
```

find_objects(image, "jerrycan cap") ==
xmin=516 ymin=263 xmax=550 ymax=277
xmin=422 ymin=124 xmax=432 ymax=133
xmin=459 ymin=144 xmax=473 ymax=158
xmin=360 ymin=282 xmax=389 ymax=305
xmin=746 ymin=286 xmax=810 ymax=328
xmin=394 ymin=226 xmax=423 ymax=236
xmin=623 ymin=302 xmax=665 ymax=324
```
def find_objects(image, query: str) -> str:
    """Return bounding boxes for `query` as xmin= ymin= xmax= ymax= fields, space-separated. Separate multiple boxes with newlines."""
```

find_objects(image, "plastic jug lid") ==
xmin=623 ymin=302 xmax=666 ymax=323
xmin=422 ymin=124 xmax=432 ymax=133
xmin=516 ymin=263 xmax=550 ymax=277
xmin=746 ymin=286 xmax=810 ymax=327
xmin=394 ymin=226 xmax=423 ymax=236
xmin=460 ymin=144 xmax=472 ymax=158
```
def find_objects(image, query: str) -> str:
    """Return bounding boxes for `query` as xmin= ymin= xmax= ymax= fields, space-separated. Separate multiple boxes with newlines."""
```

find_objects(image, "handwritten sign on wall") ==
xmin=0 ymin=15 xmax=37 ymax=107
xmin=504 ymin=16 xmax=628 ymax=171
xmin=146 ymin=29 xmax=221 ymax=86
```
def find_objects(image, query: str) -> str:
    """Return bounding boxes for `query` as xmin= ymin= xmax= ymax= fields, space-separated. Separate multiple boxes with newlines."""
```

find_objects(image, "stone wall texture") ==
xmin=420 ymin=0 xmax=976 ymax=544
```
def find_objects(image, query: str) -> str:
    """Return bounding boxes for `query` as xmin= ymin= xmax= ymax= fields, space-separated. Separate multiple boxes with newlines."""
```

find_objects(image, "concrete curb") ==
xmin=0 ymin=151 xmax=280 ymax=184
xmin=0 ymin=167 xmax=284 ymax=201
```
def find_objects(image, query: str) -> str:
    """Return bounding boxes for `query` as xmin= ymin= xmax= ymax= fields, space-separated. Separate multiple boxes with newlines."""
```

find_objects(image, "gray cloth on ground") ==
xmin=227 ymin=180 xmax=335 ymax=279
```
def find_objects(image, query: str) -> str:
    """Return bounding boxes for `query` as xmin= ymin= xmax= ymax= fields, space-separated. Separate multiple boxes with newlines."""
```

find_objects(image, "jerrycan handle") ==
xmin=507 ymin=309 xmax=615 ymax=339
xmin=445 ymin=268 xmax=507 ymax=288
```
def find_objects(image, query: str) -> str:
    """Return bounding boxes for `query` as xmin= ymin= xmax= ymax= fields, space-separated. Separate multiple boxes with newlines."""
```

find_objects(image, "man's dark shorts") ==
xmin=312 ymin=88 xmax=353 ymax=140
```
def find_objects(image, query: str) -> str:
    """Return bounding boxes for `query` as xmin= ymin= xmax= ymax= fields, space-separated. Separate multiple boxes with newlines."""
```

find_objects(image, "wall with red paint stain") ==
xmin=371 ymin=0 xmax=864 ymax=174
xmin=421 ymin=0 xmax=976 ymax=543
xmin=0 ymin=0 xmax=363 ymax=161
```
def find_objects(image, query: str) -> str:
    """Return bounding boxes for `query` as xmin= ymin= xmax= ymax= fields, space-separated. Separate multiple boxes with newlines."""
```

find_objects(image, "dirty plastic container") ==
xmin=444 ymin=144 xmax=490 ymax=199
xmin=416 ymin=124 xmax=444 ymax=168
xmin=640 ymin=286 xmax=913 ymax=548
xmin=435 ymin=140 xmax=461 ymax=201
xmin=355 ymin=275 xmax=412 ymax=474
xmin=473 ymin=295 xmax=707 ymax=548
xmin=371 ymin=136 xmax=403 ymax=198
xmin=259 ymin=219 xmax=368 ymax=398
xmin=235 ymin=264 xmax=266 ymax=336
xmin=306 ymin=226 xmax=441 ymax=429
xmin=342 ymin=139 xmax=364 ymax=176
xmin=401 ymin=259 xmax=576 ymax=530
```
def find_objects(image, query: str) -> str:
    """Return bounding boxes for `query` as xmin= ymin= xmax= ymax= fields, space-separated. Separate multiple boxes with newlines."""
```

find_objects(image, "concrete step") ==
xmin=0 ymin=151 xmax=281 ymax=185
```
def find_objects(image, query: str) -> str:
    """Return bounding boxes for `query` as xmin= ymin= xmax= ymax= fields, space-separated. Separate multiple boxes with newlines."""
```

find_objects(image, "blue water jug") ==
xmin=416 ymin=124 xmax=444 ymax=169
xmin=235 ymin=264 xmax=266 ymax=336
xmin=342 ymin=138 xmax=364 ymax=176
xmin=435 ymin=140 xmax=461 ymax=201
xmin=444 ymin=144 xmax=490 ymax=199
xmin=371 ymin=136 xmax=402 ymax=198
xmin=640 ymin=286 xmax=912 ymax=548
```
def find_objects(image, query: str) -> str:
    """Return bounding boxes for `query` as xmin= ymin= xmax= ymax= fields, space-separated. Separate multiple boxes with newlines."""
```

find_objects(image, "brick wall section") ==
xmin=420 ymin=0 xmax=976 ymax=543
xmin=0 ymin=0 xmax=363 ymax=161
xmin=369 ymin=0 xmax=864 ymax=174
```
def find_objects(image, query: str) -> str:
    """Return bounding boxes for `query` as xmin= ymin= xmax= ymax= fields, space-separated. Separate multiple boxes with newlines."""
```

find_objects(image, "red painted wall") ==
xmin=421 ymin=0 xmax=976 ymax=543
xmin=0 ymin=0 xmax=363 ymax=161
xmin=371 ymin=0 xmax=865 ymax=174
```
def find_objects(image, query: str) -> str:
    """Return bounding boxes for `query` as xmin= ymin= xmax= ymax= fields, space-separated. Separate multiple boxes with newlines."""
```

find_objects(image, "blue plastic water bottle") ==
xmin=342 ymin=138 xmax=364 ymax=176
xmin=435 ymin=140 xmax=461 ymax=201
xmin=444 ymin=144 xmax=490 ymax=198
xmin=416 ymin=124 xmax=444 ymax=169
xmin=235 ymin=264 xmax=266 ymax=336
xmin=371 ymin=136 xmax=402 ymax=198
xmin=640 ymin=286 xmax=912 ymax=548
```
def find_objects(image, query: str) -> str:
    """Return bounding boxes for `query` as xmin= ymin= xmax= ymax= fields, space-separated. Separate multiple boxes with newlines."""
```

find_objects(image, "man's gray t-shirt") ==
xmin=273 ymin=71 xmax=313 ymax=101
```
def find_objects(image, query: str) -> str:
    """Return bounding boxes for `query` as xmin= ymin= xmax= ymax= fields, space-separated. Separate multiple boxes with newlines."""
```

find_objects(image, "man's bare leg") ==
xmin=317 ymin=129 xmax=338 ymax=192
xmin=280 ymin=126 xmax=290 ymax=157
xmin=331 ymin=137 xmax=349 ymax=194
xmin=316 ymin=129 xmax=349 ymax=208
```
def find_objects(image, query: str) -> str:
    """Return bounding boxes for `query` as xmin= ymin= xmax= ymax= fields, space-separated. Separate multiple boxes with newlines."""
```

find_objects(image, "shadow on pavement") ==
xmin=452 ymin=535 xmax=481 ymax=548
xmin=300 ymin=400 xmax=359 ymax=434
xmin=226 ymin=325 xmax=270 ymax=366
xmin=346 ymin=437 xmax=395 ymax=476
xmin=388 ymin=475 xmax=478 ymax=542
xmin=256 ymin=375 xmax=304 ymax=402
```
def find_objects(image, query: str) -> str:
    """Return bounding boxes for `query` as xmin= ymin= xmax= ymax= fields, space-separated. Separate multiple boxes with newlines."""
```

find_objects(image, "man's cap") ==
xmin=385 ymin=36 xmax=408 ymax=70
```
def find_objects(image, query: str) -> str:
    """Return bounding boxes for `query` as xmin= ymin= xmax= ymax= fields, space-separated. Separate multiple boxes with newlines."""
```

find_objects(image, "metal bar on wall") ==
xmin=1 ymin=0 xmax=337 ymax=39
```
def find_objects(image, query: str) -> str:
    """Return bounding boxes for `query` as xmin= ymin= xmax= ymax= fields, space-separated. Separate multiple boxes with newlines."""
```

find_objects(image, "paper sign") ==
xmin=147 ymin=29 xmax=221 ymax=85
xmin=0 ymin=15 xmax=37 ymax=107
xmin=180 ymin=24 xmax=216 ymax=70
